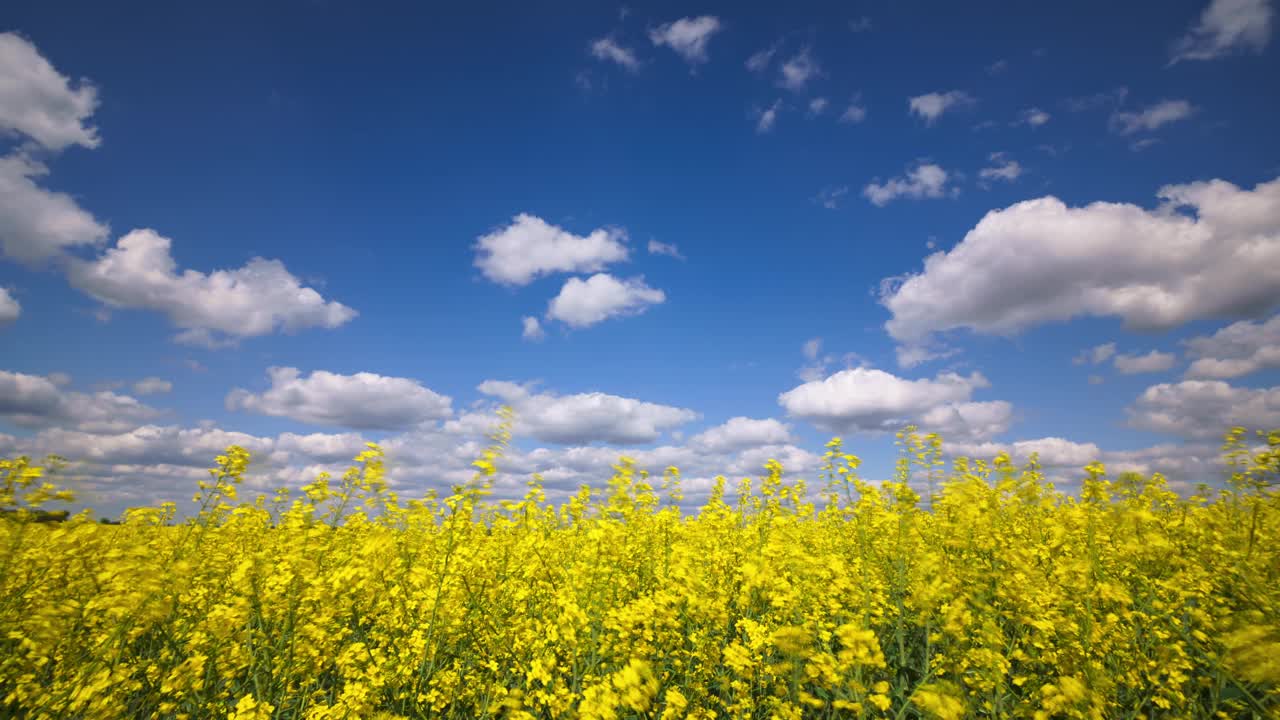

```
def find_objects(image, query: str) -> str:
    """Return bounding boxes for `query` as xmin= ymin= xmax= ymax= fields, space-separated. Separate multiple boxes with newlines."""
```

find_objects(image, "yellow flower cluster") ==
xmin=1 ymin=418 xmax=1277 ymax=719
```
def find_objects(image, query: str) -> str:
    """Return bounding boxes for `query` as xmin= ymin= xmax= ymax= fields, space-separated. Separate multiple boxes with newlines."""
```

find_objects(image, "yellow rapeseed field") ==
xmin=2 ymin=411 xmax=1278 ymax=719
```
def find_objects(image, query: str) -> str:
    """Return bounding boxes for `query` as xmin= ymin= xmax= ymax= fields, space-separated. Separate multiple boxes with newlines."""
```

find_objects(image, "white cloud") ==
xmin=689 ymin=417 xmax=792 ymax=452
xmin=778 ymin=367 xmax=1012 ymax=439
xmin=132 ymin=377 xmax=173 ymax=395
xmin=803 ymin=337 xmax=822 ymax=361
xmin=1017 ymin=108 xmax=1051 ymax=127
xmin=474 ymin=380 xmax=698 ymax=444
xmin=226 ymin=367 xmax=453 ymax=430
xmin=521 ymin=315 xmax=545 ymax=341
xmin=979 ymin=152 xmax=1023 ymax=183
xmin=1127 ymin=380 xmax=1280 ymax=439
xmin=0 ymin=153 xmax=109 ymax=264
xmin=0 ymin=287 xmax=18 ymax=327
xmin=1114 ymin=350 xmax=1177 ymax=374
xmin=647 ymin=239 xmax=684 ymax=259
xmin=894 ymin=343 xmax=959 ymax=369
xmin=863 ymin=163 xmax=954 ymax=206
xmin=808 ymin=97 xmax=829 ymax=115
xmin=839 ymin=97 xmax=867 ymax=124
xmin=590 ymin=37 xmax=641 ymax=72
xmin=1131 ymin=138 xmax=1162 ymax=152
xmin=745 ymin=45 xmax=777 ymax=72
xmin=275 ymin=431 xmax=370 ymax=463
xmin=0 ymin=369 xmax=161 ymax=433
xmin=648 ymin=16 xmax=722 ymax=65
xmin=755 ymin=100 xmax=782 ymax=133
xmin=545 ymin=273 xmax=665 ymax=328
xmin=1110 ymin=100 xmax=1196 ymax=134
xmin=907 ymin=90 xmax=975 ymax=125
xmin=0 ymin=33 xmax=100 ymax=151
xmin=1171 ymin=0 xmax=1273 ymax=63
xmin=1184 ymin=314 xmax=1280 ymax=378
xmin=986 ymin=59 xmax=1009 ymax=75
xmin=944 ymin=436 xmax=1103 ymax=468
xmin=814 ymin=185 xmax=850 ymax=209
xmin=67 ymin=229 xmax=356 ymax=347
xmin=1074 ymin=342 xmax=1118 ymax=366
xmin=473 ymin=213 xmax=629 ymax=286
xmin=880 ymin=175 xmax=1280 ymax=347
xmin=778 ymin=48 xmax=820 ymax=92
xmin=46 ymin=372 xmax=71 ymax=387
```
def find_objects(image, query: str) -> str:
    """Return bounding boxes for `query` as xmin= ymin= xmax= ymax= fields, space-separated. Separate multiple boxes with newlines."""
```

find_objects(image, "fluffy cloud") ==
xmin=226 ymin=367 xmax=453 ymax=430
xmin=907 ymin=90 xmax=975 ymax=125
xmin=590 ymin=37 xmax=641 ymax=72
xmin=1074 ymin=343 xmax=1118 ymax=365
xmin=1110 ymin=100 xmax=1195 ymax=134
xmin=67 ymin=229 xmax=356 ymax=347
xmin=0 ymin=153 xmax=109 ymax=263
xmin=808 ymin=98 xmax=829 ymax=115
xmin=1184 ymin=314 xmax=1280 ymax=378
xmin=863 ymin=163 xmax=954 ymax=206
xmin=979 ymin=153 xmax=1023 ymax=183
xmin=778 ymin=368 xmax=1012 ymax=439
xmin=132 ymin=377 xmax=173 ymax=395
xmin=1017 ymin=108 xmax=1051 ymax=127
xmin=473 ymin=380 xmax=698 ymax=444
xmin=0 ymin=287 xmax=18 ymax=327
xmin=745 ymin=45 xmax=777 ymax=72
xmin=1127 ymin=380 xmax=1280 ymax=438
xmin=778 ymin=48 xmax=820 ymax=92
xmin=545 ymin=273 xmax=665 ymax=328
xmin=1171 ymin=0 xmax=1273 ymax=63
xmin=648 ymin=16 xmax=721 ymax=65
xmin=521 ymin=315 xmax=545 ymax=341
xmin=1114 ymin=350 xmax=1177 ymax=374
xmin=0 ymin=369 xmax=161 ymax=433
xmin=945 ymin=436 xmax=1103 ymax=469
xmin=881 ymin=176 xmax=1280 ymax=347
xmin=689 ymin=417 xmax=792 ymax=453
xmin=839 ymin=97 xmax=868 ymax=124
xmin=0 ymin=33 xmax=100 ymax=151
xmin=473 ymin=214 xmax=629 ymax=286
xmin=647 ymin=239 xmax=684 ymax=259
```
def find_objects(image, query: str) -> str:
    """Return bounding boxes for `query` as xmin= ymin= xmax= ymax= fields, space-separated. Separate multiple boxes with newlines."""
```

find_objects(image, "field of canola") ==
xmin=1 ymin=416 xmax=1278 ymax=720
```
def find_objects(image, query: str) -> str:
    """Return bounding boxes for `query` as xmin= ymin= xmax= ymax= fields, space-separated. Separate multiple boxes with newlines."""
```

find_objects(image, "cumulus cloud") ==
xmin=545 ymin=273 xmax=665 ymax=328
xmin=778 ymin=48 xmax=820 ymax=92
xmin=473 ymin=380 xmax=698 ymax=444
xmin=473 ymin=214 xmax=629 ymax=286
xmin=0 ymin=33 xmax=100 ymax=151
xmin=863 ymin=163 xmax=954 ymax=206
xmin=1183 ymin=314 xmax=1280 ymax=378
xmin=647 ymin=239 xmax=684 ymax=259
xmin=66 ymin=229 xmax=356 ymax=347
xmin=1127 ymin=380 xmax=1280 ymax=439
xmin=688 ymin=417 xmax=793 ymax=453
xmin=0 ymin=153 xmax=109 ymax=264
xmin=1074 ymin=343 xmax=1118 ymax=366
xmin=979 ymin=153 xmax=1023 ymax=184
xmin=226 ymin=367 xmax=453 ymax=430
xmin=0 ymin=287 xmax=18 ymax=327
xmin=519 ymin=315 xmax=545 ymax=341
xmin=1110 ymin=100 xmax=1196 ymax=134
xmin=778 ymin=367 xmax=1012 ymax=440
xmin=0 ymin=369 xmax=161 ymax=433
xmin=808 ymin=97 xmax=829 ymax=115
xmin=648 ymin=16 xmax=722 ymax=65
xmin=1017 ymin=108 xmax=1051 ymax=127
xmin=907 ymin=90 xmax=975 ymax=125
xmin=590 ymin=37 xmax=641 ymax=72
xmin=132 ymin=377 xmax=173 ymax=395
xmin=1171 ymin=0 xmax=1273 ymax=63
xmin=1114 ymin=350 xmax=1177 ymax=374
xmin=745 ymin=45 xmax=777 ymax=72
xmin=880 ymin=175 xmax=1280 ymax=347
xmin=839 ymin=97 xmax=868 ymax=124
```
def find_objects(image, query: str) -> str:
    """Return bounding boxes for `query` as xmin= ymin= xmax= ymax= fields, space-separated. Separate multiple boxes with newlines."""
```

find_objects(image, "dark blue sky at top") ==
xmin=2 ymin=0 xmax=1278 ymax=500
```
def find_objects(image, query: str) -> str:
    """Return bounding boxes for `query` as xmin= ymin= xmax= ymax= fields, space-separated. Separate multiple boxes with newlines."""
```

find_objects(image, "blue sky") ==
xmin=2 ymin=0 xmax=1279 ymax=517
